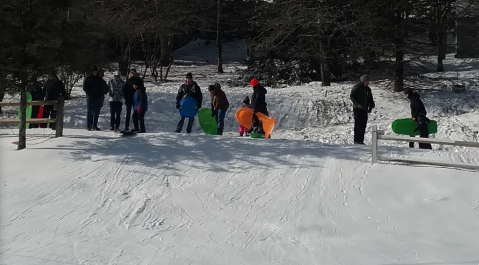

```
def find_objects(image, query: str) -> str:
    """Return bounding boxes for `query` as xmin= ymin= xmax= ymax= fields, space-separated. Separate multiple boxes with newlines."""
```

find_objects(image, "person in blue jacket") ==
xmin=131 ymin=81 xmax=148 ymax=133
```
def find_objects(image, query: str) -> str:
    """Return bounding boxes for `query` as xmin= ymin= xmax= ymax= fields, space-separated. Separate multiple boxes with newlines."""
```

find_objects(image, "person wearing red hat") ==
xmin=248 ymin=78 xmax=268 ymax=135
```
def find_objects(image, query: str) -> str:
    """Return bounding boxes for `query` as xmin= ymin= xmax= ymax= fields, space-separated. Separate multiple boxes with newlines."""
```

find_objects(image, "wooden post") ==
xmin=55 ymin=96 xmax=65 ymax=137
xmin=371 ymin=125 xmax=378 ymax=164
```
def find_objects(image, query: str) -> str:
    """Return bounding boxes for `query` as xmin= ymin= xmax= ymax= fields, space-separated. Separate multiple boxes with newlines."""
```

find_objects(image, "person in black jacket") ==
xmin=248 ymin=78 xmax=268 ymax=135
xmin=42 ymin=72 xmax=67 ymax=129
xmin=405 ymin=88 xmax=432 ymax=149
xmin=174 ymin=72 xmax=202 ymax=133
xmin=27 ymin=74 xmax=44 ymax=128
xmin=123 ymin=69 xmax=144 ymax=131
xmin=350 ymin=75 xmax=375 ymax=144
xmin=83 ymin=66 xmax=107 ymax=131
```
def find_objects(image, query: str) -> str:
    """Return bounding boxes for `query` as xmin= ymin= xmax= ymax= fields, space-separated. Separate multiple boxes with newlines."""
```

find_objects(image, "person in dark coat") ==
xmin=174 ymin=72 xmax=203 ymax=133
xmin=405 ymin=88 xmax=432 ymax=149
xmin=123 ymin=69 xmax=144 ymax=131
xmin=83 ymin=66 xmax=107 ymax=130
xmin=131 ymin=81 xmax=148 ymax=133
xmin=208 ymin=82 xmax=229 ymax=135
xmin=27 ymin=74 xmax=44 ymax=128
xmin=350 ymin=75 xmax=375 ymax=144
xmin=42 ymin=72 xmax=67 ymax=129
xmin=248 ymin=78 xmax=268 ymax=134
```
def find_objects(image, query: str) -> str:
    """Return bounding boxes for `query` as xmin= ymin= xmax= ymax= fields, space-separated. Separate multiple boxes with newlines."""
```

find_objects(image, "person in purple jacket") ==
xmin=131 ymin=81 xmax=148 ymax=133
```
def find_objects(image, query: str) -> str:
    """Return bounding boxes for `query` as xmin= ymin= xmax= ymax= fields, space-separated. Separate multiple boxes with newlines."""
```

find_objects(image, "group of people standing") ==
xmin=27 ymin=66 xmax=431 ymax=148
xmin=350 ymin=75 xmax=432 ymax=149
xmin=83 ymin=67 xmax=148 ymax=133
xmin=80 ymin=69 xmax=269 ymax=136
xmin=173 ymin=72 xmax=269 ymax=136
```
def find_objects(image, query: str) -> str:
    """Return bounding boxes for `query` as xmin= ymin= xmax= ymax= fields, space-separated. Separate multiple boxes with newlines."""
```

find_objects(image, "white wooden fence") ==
xmin=371 ymin=125 xmax=479 ymax=170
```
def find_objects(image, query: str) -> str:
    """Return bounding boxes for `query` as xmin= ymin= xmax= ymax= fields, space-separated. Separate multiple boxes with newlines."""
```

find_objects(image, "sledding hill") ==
xmin=1 ymin=131 xmax=479 ymax=264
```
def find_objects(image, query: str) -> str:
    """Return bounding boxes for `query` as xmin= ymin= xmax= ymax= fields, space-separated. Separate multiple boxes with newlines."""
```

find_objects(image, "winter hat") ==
xmin=186 ymin=72 xmax=193 ymax=79
xmin=243 ymin=96 xmax=250 ymax=105
xmin=250 ymin=78 xmax=259 ymax=86
xmin=360 ymin=75 xmax=369 ymax=83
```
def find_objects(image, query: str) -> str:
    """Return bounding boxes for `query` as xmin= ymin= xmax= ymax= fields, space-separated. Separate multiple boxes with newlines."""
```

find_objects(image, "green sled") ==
xmin=249 ymin=133 xmax=264 ymax=139
xmin=197 ymin=108 xmax=217 ymax=135
xmin=17 ymin=92 xmax=32 ymax=129
xmin=391 ymin=118 xmax=437 ymax=136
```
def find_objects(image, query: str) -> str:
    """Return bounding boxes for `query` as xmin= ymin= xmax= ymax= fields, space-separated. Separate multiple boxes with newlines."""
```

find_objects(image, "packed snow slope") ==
xmin=1 ymin=131 xmax=479 ymax=265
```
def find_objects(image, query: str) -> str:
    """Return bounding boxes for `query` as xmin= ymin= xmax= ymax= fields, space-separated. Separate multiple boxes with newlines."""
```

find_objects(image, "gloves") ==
xmin=176 ymin=104 xmax=180 ymax=109
xmin=211 ymin=110 xmax=216 ymax=117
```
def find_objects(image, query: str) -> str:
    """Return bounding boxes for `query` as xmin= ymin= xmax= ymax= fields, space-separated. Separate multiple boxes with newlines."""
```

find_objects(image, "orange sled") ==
xmin=235 ymin=108 xmax=276 ymax=139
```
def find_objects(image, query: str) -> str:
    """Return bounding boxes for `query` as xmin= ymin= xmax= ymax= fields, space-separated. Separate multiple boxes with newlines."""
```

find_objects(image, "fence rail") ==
xmin=371 ymin=125 xmax=479 ymax=170
xmin=0 ymin=96 xmax=65 ymax=137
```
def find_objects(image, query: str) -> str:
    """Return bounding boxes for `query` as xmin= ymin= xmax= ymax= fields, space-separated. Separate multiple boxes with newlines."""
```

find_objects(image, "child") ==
xmin=131 ymin=81 xmax=148 ymax=133
xmin=239 ymin=96 xmax=250 ymax=136
xmin=208 ymin=83 xmax=229 ymax=135
xmin=108 ymin=71 xmax=125 ymax=131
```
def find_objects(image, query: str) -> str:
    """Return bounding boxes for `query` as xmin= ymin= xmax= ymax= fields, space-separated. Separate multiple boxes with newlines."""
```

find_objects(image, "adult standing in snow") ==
xmin=42 ymin=71 xmax=67 ymax=130
xmin=108 ymin=71 xmax=125 ymax=131
xmin=175 ymin=72 xmax=203 ymax=133
xmin=124 ymin=69 xmax=143 ymax=131
xmin=27 ymin=74 xmax=44 ymax=128
xmin=208 ymin=82 xmax=229 ymax=135
xmin=350 ymin=75 xmax=375 ymax=144
xmin=248 ymin=78 xmax=268 ymax=135
xmin=405 ymin=88 xmax=432 ymax=149
xmin=83 ymin=66 xmax=107 ymax=131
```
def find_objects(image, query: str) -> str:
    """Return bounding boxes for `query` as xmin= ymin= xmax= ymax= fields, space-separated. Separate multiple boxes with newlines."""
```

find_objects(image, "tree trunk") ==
xmin=18 ymin=85 xmax=27 ymax=150
xmin=394 ymin=1 xmax=405 ymax=92
xmin=159 ymin=36 xmax=173 ymax=81
xmin=0 ymin=87 xmax=5 ymax=113
xmin=217 ymin=0 xmax=224 ymax=73
xmin=437 ymin=27 xmax=446 ymax=72
xmin=319 ymin=37 xmax=331 ymax=86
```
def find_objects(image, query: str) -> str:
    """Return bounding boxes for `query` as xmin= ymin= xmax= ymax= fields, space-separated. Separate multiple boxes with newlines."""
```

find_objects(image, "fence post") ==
xmin=55 ymin=96 xmax=65 ymax=137
xmin=372 ymin=125 xmax=378 ymax=164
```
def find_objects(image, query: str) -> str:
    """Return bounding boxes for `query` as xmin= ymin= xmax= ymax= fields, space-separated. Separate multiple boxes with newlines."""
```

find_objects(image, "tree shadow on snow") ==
xmin=30 ymin=133 xmax=376 ymax=177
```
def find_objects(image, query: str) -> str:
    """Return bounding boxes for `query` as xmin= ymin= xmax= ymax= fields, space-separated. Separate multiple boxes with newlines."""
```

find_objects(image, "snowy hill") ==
xmin=1 ymin=39 xmax=479 ymax=264
xmin=1 ymin=131 xmax=479 ymax=264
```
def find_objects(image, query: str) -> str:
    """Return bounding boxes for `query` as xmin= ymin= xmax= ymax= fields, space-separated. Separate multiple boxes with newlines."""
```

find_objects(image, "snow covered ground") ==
xmin=1 ymin=131 xmax=479 ymax=264
xmin=1 ymin=39 xmax=479 ymax=264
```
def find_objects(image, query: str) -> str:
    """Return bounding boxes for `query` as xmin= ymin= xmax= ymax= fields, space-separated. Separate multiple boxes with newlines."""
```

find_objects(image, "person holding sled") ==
xmin=175 ymin=72 xmax=202 ymax=133
xmin=350 ymin=75 xmax=375 ymax=144
xmin=27 ymin=74 xmax=45 ymax=128
xmin=248 ymin=78 xmax=268 ymax=135
xmin=43 ymin=71 xmax=67 ymax=130
xmin=131 ymin=80 xmax=148 ymax=133
xmin=239 ymin=96 xmax=251 ymax=137
xmin=108 ymin=71 xmax=125 ymax=131
xmin=404 ymin=88 xmax=432 ymax=149
xmin=208 ymin=82 xmax=229 ymax=135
